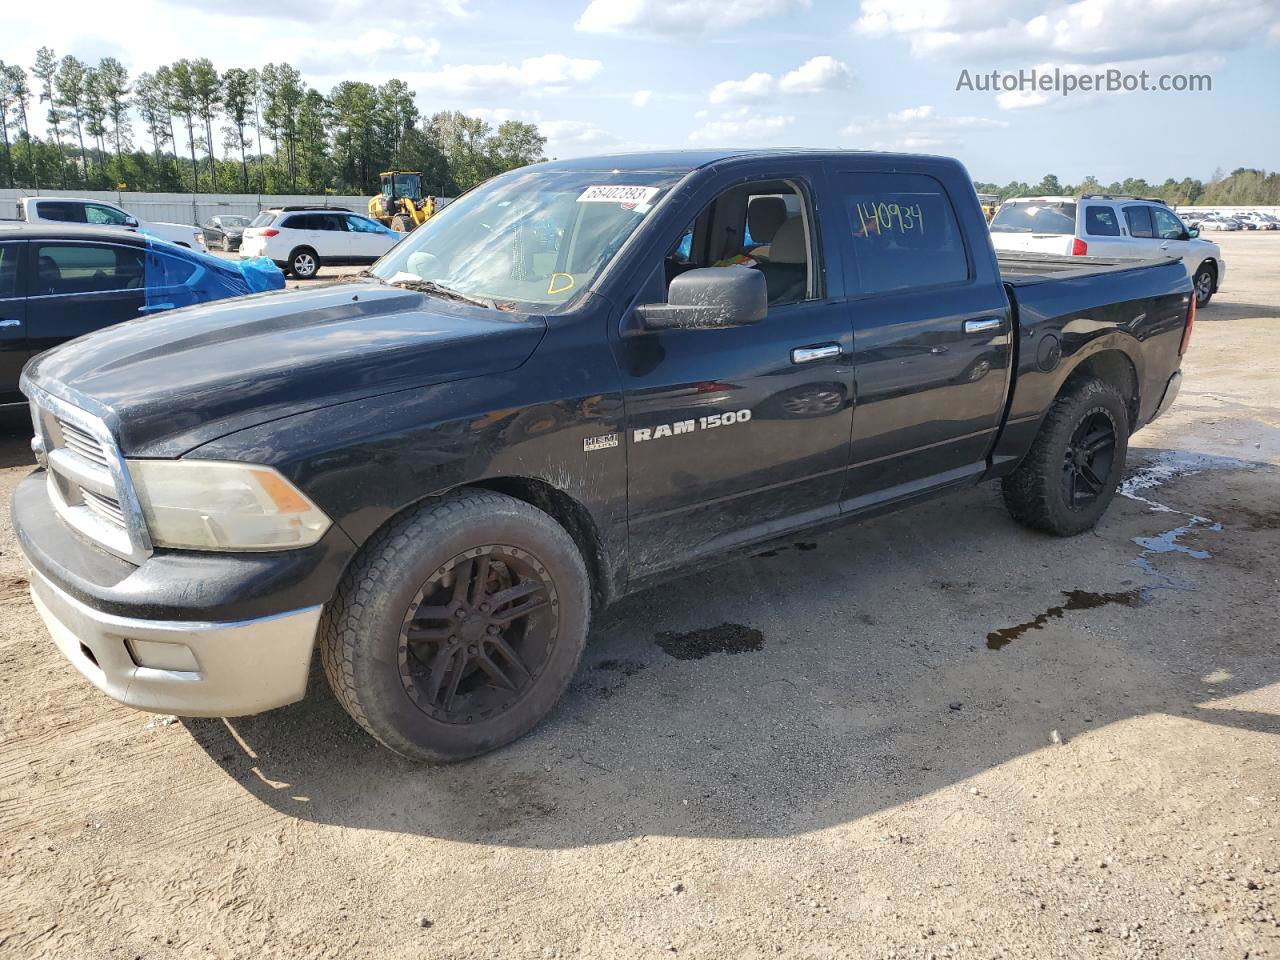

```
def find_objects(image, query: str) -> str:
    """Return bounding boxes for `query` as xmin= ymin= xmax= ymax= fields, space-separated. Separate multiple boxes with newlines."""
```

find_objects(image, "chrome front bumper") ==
xmin=29 ymin=568 xmax=322 ymax=717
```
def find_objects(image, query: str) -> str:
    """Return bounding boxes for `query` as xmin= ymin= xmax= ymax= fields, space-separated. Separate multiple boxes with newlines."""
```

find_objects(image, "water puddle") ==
xmin=986 ymin=589 xmax=1146 ymax=650
xmin=656 ymin=623 xmax=765 ymax=660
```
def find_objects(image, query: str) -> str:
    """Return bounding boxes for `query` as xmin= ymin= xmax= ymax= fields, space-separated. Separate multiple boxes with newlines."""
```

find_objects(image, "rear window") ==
xmin=1084 ymin=206 xmax=1121 ymax=236
xmin=838 ymin=171 xmax=970 ymax=295
xmin=251 ymin=212 xmax=277 ymax=227
xmin=990 ymin=201 xmax=1077 ymax=234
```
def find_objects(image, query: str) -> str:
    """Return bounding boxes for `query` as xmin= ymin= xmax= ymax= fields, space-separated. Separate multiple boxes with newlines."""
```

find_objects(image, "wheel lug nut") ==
xmin=479 ymin=602 xmax=490 ymax=612
xmin=487 ymin=625 xmax=499 ymax=634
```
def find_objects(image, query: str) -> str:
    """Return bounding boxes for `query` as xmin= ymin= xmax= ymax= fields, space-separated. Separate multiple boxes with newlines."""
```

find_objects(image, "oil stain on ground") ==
xmin=986 ymin=589 xmax=1146 ymax=651
xmin=656 ymin=623 xmax=765 ymax=660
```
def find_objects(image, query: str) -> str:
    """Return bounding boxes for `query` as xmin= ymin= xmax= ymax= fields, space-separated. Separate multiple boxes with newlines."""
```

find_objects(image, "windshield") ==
xmin=223 ymin=216 xmax=251 ymax=227
xmin=990 ymin=201 xmax=1077 ymax=234
xmin=371 ymin=168 xmax=680 ymax=311
xmin=392 ymin=175 xmax=422 ymax=199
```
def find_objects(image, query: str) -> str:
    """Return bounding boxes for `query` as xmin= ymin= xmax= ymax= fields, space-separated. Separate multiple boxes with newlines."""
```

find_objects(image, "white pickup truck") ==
xmin=989 ymin=195 xmax=1224 ymax=306
xmin=14 ymin=196 xmax=207 ymax=251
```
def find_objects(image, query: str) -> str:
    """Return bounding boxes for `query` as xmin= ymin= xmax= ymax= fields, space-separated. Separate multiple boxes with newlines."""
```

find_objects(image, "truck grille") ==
xmin=27 ymin=386 xmax=152 ymax=563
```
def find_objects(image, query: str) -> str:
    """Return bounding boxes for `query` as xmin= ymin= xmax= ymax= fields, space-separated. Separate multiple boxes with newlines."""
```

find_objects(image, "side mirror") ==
xmin=124 ymin=215 xmax=139 ymax=228
xmin=1185 ymin=227 xmax=1199 ymax=239
xmin=635 ymin=267 xmax=767 ymax=332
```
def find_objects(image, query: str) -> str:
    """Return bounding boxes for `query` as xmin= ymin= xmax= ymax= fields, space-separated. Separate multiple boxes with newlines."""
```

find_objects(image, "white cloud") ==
xmin=578 ymin=0 xmax=810 ymax=35
xmin=853 ymin=0 xmax=1276 ymax=64
xmin=843 ymin=104 xmax=1007 ymax=151
xmin=161 ymin=0 xmax=474 ymax=22
xmin=689 ymin=108 xmax=795 ymax=143
xmin=709 ymin=71 xmax=775 ymax=104
xmin=291 ymin=29 xmax=442 ymax=72
xmin=416 ymin=54 xmax=603 ymax=97
xmin=631 ymin=89 xmax=654 ymax=107
xmin=540 ymin=120 xmax=620 ymax=148
xmin=779 ymin=55 xmax=852 ymax=93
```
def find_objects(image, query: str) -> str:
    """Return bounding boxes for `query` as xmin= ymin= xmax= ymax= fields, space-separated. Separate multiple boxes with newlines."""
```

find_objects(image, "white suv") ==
xmin=990 ymin=195 xmax=1225 ymax=306
xmin=15 ymin=196 xmax=207 ymax=251
xmin=238 ymin=207 xmax=401 ymax=278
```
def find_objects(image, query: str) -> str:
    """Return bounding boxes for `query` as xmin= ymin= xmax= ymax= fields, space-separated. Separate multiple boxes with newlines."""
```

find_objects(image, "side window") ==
xmin=85 ymin=204 xmax=131 ymax=226
xmin=1084 ymin=206 xmax=1121 ymax=236
xmin=345 ymin=215 xmax=382 ymax=233
xmin=839 ymin=172 xmax=969 ymax=295
xmin=0 ymin=243 xmax=20 ymax=299
xmin=146 ymin=250 xmax=196 ymax=286
xmin=37 ymin=201 xmax=86 ymax=223
xmin=1124 ymin=205 xmax=1154 ymax=238
xmin=662 ymin=178 xmax=815 ymax=307
xmin=1152 ymin=207 xmax=1186 ymax=240
xmin=282 ymin=214 xmax=312 ymax=230
xmin=33 ymin=244 xmax=145 ymax=296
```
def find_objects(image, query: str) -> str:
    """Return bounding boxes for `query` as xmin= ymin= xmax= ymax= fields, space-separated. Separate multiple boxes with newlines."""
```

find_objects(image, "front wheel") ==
xmin=391 ymin=214 xmax=412 ymax=232
xmin=1002 ymin=377 xmax=1130 ymax=537
xmin=1193 ymin=263 xmax=1215 ymax=307
xmin=320 ymin=490 xmax=591 ymax=762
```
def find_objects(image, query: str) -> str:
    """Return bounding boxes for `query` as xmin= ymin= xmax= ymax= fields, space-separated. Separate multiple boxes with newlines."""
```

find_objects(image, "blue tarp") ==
xmin=137 ymin=234 xmax=285 ymax=314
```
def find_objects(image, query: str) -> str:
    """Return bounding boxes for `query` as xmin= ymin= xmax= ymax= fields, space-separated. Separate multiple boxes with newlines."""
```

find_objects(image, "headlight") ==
xmin=127 ymin=460 xmax=331 ymax=551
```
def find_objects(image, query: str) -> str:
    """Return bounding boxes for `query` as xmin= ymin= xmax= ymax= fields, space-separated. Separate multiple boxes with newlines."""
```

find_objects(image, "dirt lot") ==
xmin=2 ymin=233 xmax=1278 ymax=960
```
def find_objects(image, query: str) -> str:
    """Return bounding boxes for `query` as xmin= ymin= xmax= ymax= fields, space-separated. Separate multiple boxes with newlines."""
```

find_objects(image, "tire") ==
xmin=289 ymin=247 xmax=319 ymax=279
xmin=319 ymin=490 xmax=591 ymax=762
xmin=1002 ymin=377 xmax=1130 ymax=537
xmin=1193 ymin=262 xmax=1215 ymax=307
xmin=220 ymin=236 xmax=231 ymax=252
xmin=391 ymin=214 xmax=412 ymax=233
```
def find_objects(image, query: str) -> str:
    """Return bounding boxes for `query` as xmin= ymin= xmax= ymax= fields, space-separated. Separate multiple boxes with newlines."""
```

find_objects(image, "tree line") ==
xmin=0 ymin=49 xmax=548 ymax=197
xmin=974 ymin=169 xmax=1280 ymax=207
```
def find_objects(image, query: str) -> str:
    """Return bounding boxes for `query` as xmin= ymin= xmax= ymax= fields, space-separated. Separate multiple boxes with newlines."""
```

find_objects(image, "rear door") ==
xmin=833 ymin=166 xmax=1012 ymax=505
xmin=26 ymin=240 xmax=146 ymax=355
xmin=1080 ymin=204 xmax=1128 ymax=257
xmin=0 ymin=240 xmax=27 ymax=403
xmin=317 ymin=213 xmax=354 ymax=262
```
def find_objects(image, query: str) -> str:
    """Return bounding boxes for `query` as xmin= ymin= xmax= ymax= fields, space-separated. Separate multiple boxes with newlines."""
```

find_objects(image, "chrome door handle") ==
xmin=791 ymin=343 xmax=842 ymax=364
xmin=963 ymin=317 xmax=1003 ymax=334
xmin=0 ymin=317 xmax=21 ymax=329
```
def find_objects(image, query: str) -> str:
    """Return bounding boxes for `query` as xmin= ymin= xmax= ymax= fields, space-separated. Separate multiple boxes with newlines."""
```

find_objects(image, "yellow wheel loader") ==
xmin=368 ymin=171 xmax=437 ymax=232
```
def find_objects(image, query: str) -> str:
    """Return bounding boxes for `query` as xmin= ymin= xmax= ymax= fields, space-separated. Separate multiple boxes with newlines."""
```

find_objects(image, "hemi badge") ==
xmin=584 ymin=433 xmax=619 ymax=452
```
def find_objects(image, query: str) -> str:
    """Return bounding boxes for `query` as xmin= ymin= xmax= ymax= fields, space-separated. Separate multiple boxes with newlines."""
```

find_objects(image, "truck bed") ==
xmin=997 ymin=250 xmax=1183 ymax=285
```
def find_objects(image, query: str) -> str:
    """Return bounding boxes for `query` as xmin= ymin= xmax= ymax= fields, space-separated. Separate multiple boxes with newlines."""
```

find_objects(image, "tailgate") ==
xmin=990 ymin=233 xmax=1074 ymax=256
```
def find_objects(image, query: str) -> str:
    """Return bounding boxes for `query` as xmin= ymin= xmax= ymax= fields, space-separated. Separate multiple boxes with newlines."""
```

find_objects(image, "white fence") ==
xmin=0 ymin=188 xmax=370 ymax=226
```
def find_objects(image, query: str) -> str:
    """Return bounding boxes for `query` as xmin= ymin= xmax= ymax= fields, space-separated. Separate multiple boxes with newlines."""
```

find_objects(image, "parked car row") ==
xmin=0 ymin=224 xmax=284 ymax=403
xmin=1183 ymin=210 xmax=1279 ymax=231
xmin=988 ymin=193 xmax=1225 ymax=305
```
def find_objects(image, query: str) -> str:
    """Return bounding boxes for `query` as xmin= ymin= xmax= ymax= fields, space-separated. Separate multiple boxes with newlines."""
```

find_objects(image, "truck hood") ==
xmin=23 ymin=282 xmax=547 ymax=457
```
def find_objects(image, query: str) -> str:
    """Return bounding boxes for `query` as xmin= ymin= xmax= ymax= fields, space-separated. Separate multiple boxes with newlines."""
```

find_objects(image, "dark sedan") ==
xmin=201 ymin=214 xmax=254 ymax=252
xmin=0 ymin=224 xmax=283 ymax=404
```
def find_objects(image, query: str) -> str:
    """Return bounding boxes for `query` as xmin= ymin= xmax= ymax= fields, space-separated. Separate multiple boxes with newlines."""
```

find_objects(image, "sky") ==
xmin=3 ymin=0 xmax=1279 ymax=184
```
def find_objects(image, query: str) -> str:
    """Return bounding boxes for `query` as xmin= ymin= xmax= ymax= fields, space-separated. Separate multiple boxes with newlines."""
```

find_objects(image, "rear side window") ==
xmin=320 ymin=214 xmax=349 ymax=231
xmin=281 ymin=214 xmax=313 ymax=230
xmin=989 ymin=201 xmax=1077 ymax=234
xmin=33 ymin=243 xmax=145 ymax=295
xmin=1124 ymin=206 xmax=1154 ymax=238
xmin=251 ymin=212 xmax=277 ymax=227
xmin=146 ymin=250 xmax=197 ymax=286
xmin=1084 ymin=206 xmax=1121 ymax=236
xmin=36 ymin=201 xmax=87 ymax=223
xmin=839 ymin=172 xmax=969 ymax=295
xmin=0 ymin=243 xmax=20 ymax=299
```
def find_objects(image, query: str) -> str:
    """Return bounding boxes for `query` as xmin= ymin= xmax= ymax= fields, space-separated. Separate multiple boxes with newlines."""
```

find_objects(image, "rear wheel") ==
xmin=320 ymin=490 xmax=591 ymax=762
xmin=289 ymin=248 xmax=319 ymax=279
xmin=1002 ymin=377 xmax=1130 ymax=536
xmin=1193 ymin=262 xmax=1215 ymax=307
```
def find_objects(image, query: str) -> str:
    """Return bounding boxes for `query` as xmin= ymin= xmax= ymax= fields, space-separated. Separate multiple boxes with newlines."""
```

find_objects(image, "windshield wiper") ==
xmin=393 ymin=279 xmax=496 ymax=310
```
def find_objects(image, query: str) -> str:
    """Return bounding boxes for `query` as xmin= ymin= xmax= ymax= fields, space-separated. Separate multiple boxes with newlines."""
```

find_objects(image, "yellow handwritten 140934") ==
xmin=854 ymin=201 xmax=925 ymax=236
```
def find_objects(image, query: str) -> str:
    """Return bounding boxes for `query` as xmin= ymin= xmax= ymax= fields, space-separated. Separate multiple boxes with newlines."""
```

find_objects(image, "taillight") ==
xmin=1180 ymin=294 xmax=1196 ymax=355
xmin=1070 ymin=237 xmax=1088 ymax=256
xmin=260 ymin=229 xmax=280 ymax=238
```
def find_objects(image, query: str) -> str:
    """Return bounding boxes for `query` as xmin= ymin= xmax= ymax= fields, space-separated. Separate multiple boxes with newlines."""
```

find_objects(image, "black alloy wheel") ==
xmin=1062 ymin=409 xmax=1117 ymax=509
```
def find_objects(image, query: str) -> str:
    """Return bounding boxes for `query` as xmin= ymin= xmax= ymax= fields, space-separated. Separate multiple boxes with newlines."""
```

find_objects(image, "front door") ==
xmin=832 ymin=168 xmax=1012 ymax=505
xmin=0 ymin=240 xmax=28 ymax=404
xmin=617 ymin=172 xmax=855 ymax=578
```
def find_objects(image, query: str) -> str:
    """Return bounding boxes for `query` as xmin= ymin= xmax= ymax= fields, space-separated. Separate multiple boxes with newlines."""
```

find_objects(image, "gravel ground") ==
xmin=1 ymin=233 xmax=1278 ymax=960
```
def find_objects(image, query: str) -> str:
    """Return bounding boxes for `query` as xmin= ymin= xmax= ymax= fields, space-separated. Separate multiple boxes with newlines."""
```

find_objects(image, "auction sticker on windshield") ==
xmin=577 ymin=185 xmax=661 ymax=206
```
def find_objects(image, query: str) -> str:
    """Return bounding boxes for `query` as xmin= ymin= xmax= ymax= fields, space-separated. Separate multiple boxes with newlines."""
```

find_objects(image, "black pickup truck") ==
xmin=13 ymin=150 xmax=1193 ymax=761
